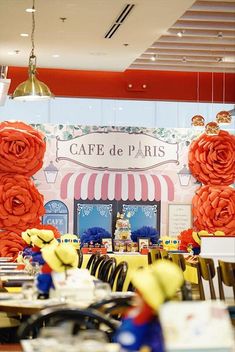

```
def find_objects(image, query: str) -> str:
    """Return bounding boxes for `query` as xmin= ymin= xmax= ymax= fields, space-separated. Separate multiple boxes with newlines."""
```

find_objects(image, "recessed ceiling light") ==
xmin=25 ymin=8 xmax=36 ymax=13
xmin=223 ymin=56 xmax=235 ymax=63
xmin=150 ymin=54 xmax=157 ymax=61
xmin=8 ymin=50 xmax=20 ymax=55
xmin=52 ymin=54 xmax=60 ymax=58
xmin=20 ymin=33 xmax=29 ymax=37
xmin=217 ymin=57 xmax=223 ymax=63
xmin=177 ymin=30 xmax=185 ymax=37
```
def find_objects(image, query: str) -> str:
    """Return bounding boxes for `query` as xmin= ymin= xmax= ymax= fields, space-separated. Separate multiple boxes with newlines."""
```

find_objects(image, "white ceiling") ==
xmin=0 ymin=0 xmax=234 ymax=72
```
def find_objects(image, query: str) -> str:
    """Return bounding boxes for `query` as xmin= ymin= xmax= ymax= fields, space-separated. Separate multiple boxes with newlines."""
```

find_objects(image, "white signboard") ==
xmin=168 ymin=203 xmax=192 ymax=236
xmin=56 ymin=131 xmax=179 ymax=171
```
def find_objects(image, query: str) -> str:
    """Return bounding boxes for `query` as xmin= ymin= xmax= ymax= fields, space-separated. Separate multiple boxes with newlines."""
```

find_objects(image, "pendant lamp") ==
xmin=216 ymin=110 xmax=232 ymax=125
xmin=215 ymin=73 xmax=231 ymax=125
xmin=191 ymin=73 xmax=205 ymax=128
xmin=12 ymin=0 xmax=53 ymax=100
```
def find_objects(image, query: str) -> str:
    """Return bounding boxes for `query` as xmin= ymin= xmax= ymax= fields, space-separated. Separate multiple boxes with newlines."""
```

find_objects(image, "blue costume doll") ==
xmin=114 ymin=260 xmax=184 ymax=352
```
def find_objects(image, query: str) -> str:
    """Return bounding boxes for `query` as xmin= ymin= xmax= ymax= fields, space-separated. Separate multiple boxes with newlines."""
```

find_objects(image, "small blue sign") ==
xmin=43 ymin=200 xmax=68 ymax=234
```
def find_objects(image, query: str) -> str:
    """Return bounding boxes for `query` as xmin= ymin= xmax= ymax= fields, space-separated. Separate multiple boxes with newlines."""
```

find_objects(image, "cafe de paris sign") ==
xmin=56 ymin=131 xmax=179 ymax=171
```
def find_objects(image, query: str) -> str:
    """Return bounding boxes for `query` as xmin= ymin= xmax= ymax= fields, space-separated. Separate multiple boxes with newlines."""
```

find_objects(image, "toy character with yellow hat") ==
xmin=114 ymin=260 xmax=184 ymax=352
xmin=19 ymin=225 xmax=60 ymax=265
xmin=36 ymin=243 xmax=78 ymax=298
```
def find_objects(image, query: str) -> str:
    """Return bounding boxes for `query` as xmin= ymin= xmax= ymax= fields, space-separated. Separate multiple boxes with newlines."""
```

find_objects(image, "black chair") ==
xmin=98 ymin=257 xmax=117 ymax=283
xmin=90 ymin=255 xmax=109 ymax=277
xmin=86 ymin=253 xmax=100 ymax=272
xmin=109 ymin=261 xmax=128 ymax=291
xmin=77 ymin=249 xmax=83 ymax=268
xmin=17 ymin=307 xmax=119 ymax=341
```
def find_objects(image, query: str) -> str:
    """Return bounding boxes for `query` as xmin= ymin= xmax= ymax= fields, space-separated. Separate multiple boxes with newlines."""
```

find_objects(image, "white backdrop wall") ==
xmin=0 ymin=97 xmax=234 ymax=129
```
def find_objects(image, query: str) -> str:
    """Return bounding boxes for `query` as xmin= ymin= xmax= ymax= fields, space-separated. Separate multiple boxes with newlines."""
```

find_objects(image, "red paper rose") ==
xmin=192 ymin=185 xmax=235 ymax=235
xmin=178 ymin=228 xmax=200 ymax=251
xmin=0 ymin=174 xmax=45 ymax=231
xmin=0 ymin=231 xmax=25 ymax=261
xmin=0 ymin=120 xmax=46 ymax=177
xmin=189 ymin=130 xmax=235 ymax=186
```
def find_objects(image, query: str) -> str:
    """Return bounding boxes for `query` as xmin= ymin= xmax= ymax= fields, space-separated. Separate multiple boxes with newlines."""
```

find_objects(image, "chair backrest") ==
xmin=161 ymin=249 xmax=169 ymax=260
xmin=77 ymin=249 xmax=83 ymax=268
xmin=198 ymin=256 xmax=216 ymax=299
xmin=90 ymin=255 xmax=109 ymax=277
xmin=109 ymin=261 xmax=128 ymax=292
xmin=98 ymin=257 xmax=117 ymax=283
xmin=171 ymin=253 xmax=186 ymax=272
xmin=17 ymin=307 xmax=118 ymax=341
xmin=86 ymin=253 xmax=100 ymax=272
xmin=155 ymin=249 xmax=162 ymax=260
xmin=217 ymin=260 xmax=235 ymax=300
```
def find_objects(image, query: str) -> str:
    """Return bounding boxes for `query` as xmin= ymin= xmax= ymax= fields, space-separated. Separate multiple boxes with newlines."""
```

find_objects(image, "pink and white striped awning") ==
xmin=60 ymin=172 xmax=174 ymax=201
xmin=60 ymin=173 xmax=174 ymax=202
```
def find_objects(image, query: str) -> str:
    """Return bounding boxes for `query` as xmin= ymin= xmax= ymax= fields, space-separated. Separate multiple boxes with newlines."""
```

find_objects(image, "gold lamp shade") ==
xmin=216 ymin=110 xmax=232 ymax=125
xmin=11 ymin=0 xmax=53 ymax=101
xmin=205 ymin=121 xmax=220 ymax=135
xmin=12 ymin=71 xmax=53 ymax=101
xmin=191 ymin=115 xmax=205 ymax=127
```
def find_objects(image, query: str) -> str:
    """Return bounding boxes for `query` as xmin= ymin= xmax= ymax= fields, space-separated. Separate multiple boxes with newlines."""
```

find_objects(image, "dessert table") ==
xmin=82 ymin=253 xmax=199 ymax=288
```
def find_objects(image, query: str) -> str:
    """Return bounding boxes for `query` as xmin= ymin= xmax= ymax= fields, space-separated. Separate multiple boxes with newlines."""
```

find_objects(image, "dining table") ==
xmin=0 ymin=344 xmax=22 ymax=352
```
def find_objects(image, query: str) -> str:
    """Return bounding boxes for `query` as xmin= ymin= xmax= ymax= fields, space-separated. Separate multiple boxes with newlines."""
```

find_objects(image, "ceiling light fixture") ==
xmin=25 ymin=7 xmax=36 ymax=13
xmin=20 ymin=33 xmax=29 ymax=37
xmin=191 ymin=73 xmax=205 ymax=128
xmin=216 ymin=72 xmax=232 ymax=125
xmin=177 ymin=30 xmax=184 ymax=37
xmin=12 ymin=0 xmax=53 ymax=101
xmin=150 ymin=54 xmax=157 ymax=61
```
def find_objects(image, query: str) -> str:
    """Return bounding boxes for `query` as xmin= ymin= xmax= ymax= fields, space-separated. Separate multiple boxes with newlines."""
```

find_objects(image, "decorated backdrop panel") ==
xmin=32 ymin=124 xmax=234 ymax=237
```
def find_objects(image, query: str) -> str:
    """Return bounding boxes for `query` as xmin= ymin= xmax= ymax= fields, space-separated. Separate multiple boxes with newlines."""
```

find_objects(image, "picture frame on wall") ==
xmin=102 ymin=238 xmax=113 ymax=253
xmin=168 ymin=203 xmax=192 ymax=237
xmin=138 ymin=237 xmax=150 ymax=251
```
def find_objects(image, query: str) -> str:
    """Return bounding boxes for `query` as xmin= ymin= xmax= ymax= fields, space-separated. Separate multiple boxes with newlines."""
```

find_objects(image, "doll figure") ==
xmin=114 ymin=260 xmax=184 ymax=352
xmin=36 ymin=243 xmax=78 ymax=299
xmin=58 ymin=234 xmax=80 ymax=249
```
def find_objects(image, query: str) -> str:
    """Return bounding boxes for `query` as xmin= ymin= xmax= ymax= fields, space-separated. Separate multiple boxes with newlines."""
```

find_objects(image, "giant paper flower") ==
xmin=0 ymin=174 xmax=45 ymax=231
xmin=189 ymin=130 xmax=235 ymax=186
xmin=192 ymin=185 xmax=235 ymax=235
xmin=0 ymin=120 xmax=46 ymax=177
xmin=0 ymin=231 xmax=25 ymax=261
